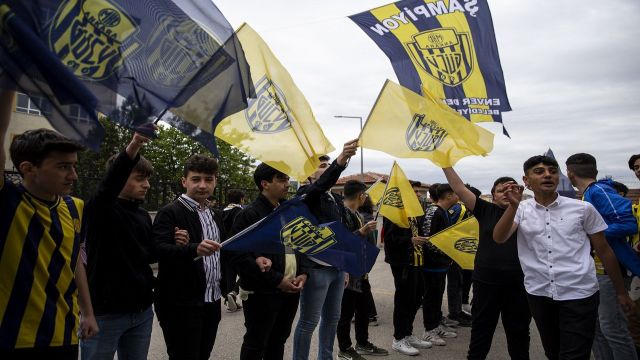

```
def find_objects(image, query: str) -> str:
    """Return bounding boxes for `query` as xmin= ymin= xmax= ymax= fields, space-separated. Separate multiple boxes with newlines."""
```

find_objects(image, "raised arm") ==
xmin=493 ymin=183 xmax=522 ymax=243
xmin=442 ymin=167 xmax=476 ymax=211
xmin=0 ymin=90 xmax=15 ymax=189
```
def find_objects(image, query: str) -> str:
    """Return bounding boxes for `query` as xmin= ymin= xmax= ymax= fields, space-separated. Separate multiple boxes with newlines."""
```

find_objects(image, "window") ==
xmin=15 ymin=92 xmax=52 ymax=116
xmin=69 ymin=104 xmax=92 ymax=124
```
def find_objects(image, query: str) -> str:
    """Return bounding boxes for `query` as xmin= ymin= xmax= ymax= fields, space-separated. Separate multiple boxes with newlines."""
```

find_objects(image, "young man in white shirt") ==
xmin=493 ymin=155 xmax=634 ymax=359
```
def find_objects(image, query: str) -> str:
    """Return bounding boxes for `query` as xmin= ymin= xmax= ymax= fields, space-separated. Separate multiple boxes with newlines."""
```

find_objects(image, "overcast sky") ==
xmin=214 ymin=0 xmax=640 ymax=193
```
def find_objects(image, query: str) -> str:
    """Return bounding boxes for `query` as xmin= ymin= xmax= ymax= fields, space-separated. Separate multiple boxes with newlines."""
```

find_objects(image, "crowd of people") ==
xmin=1 ymin=87 xmax=640 ymax=360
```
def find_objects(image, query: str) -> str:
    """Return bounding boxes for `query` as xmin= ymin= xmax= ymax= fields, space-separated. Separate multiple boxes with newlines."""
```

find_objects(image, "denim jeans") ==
xmin=293 ymin=267 xmax=345 ymax=360
xmin=80 ymin=306 xmax=153 ymax=360
xmin=592 ymin=275 xmax=638 ymax=360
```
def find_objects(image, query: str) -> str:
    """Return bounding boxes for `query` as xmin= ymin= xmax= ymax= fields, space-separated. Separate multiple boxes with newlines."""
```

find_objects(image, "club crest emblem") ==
xmin=145 ymin=15 xmax=232 ymax=88
xmin=281 ymin=216 xmax=337 ymax=255
xmin=382 ymin=187 xmax=404 ymax=209
xmin=405 ymin=28 xmax=474 ymax=87
xmin=49 ymin=0 xmax=141 ymax=81
xmin=245 ymin=76 xmax=293 ymax=133
xmin=406 ymin=114 xmax=448 ymax=152
xmin=454 ymin=237 xmax=478 ymax=254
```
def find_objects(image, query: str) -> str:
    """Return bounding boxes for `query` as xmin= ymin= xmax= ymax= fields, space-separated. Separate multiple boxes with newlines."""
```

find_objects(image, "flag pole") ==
xmin=373 ymin=161 xmax=396 ymax=222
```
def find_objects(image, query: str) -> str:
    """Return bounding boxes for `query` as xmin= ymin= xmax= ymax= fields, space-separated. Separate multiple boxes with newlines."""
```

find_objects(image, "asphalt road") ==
xmin=145 ymin=249 xmax=550 ymax=359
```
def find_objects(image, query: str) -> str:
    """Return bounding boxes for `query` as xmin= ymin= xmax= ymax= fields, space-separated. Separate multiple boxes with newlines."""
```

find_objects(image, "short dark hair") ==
xmin=106 ymin=154 xmax=153 ymax=177
xmin=10 ymin=129 xmax=85 ymax=175
xmin=319 ymin=155 xmax=330 ymax=162
xmin=566 ymin=153 xmax=598 ymax=179
xmin=253 ymin=162 xmax=288 ymax=191
xmin=409 ymin=180 xmax=422 ymax=187
xmin=629 ymin=154 xmax=640 ymax=170
xmin=523 ymin=155 xmax=558 ymax=174
xmin=436 ymin=183 xmax=453 ymax=198
xmin=428 ymin=183 xmax=439 ymax=202
xmin=183 ymin=154 xmax=218 ymax=177
xmin=491 ymin=177 xmax=516 ymax=194
xmin=343 ymin=180 xmax=367 ymax=199
xmin=227 ymin=189 xmax=245 ymax=204
xmin=466 ymin=184 xmax=482 ymax=197
xmin=611 ymin=180 xmax=629 ymax=196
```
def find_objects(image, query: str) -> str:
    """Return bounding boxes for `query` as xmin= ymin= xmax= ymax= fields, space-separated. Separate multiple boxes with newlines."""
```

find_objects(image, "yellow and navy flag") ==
xmin=222 ymin=196 xmax=379 ymax=277
xmin=429 ymin=216 xmax=479 ymax=270
xmin=349 ymin=0 xmax=511 ymax=135
xmin=378 ymin=161 xmax=424 ymax=228
xmin=366 ymin=179 xmax=386 ymax=205
xmin=360 ymin=80 xmax=494 ymax=168
xmin=215 ymin=24 xmax=334 ymax=181
xmin=0 ymin=0 xmax=253 ymax=151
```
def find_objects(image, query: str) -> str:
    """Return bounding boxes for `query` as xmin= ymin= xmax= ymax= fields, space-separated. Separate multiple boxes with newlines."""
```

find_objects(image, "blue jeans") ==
xmin=81 ymin=306 xmax=153 ymax=360
xmin=592 ymin=275 xmax=638 ymax=360
xmin=293 ymin=267 xmax=345 ymax=360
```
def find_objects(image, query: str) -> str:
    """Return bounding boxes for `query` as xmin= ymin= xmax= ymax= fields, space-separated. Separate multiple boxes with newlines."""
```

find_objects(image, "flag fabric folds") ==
xmin=366 ymin=179 xmax=386 ymax=206
xmin=429 ymin=216 xmax=479 ymax=270
xmin=349 ymin=0 xmax=511 ymax=134
xmin=215 ymin=23 xmax=334 ymax=181
xmin=360 ymin=80 xmax=494 ymax=168
xmin=0 ymin=0 xmax=252 ymax=152
xmin=222 ymin=196 xmax=379 ymax=277
xmin=378 ymin=162 xmax=424 ymax=228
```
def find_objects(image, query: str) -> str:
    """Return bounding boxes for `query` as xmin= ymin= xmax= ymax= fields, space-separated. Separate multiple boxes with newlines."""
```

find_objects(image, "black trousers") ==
xmin=337 ymin=279 xmax=371 ymax=350
xmin=447 ymin=263 xmax=464 ymax=317
xmin=155 ymin=300 xmax=221 ymax=360
xmin=467 ymin=280 xmax=531 ymax=360
xmin=423 ymin=271 xmax=447 ymax=331
xmin=0 ymin=345 xmax=78 ymax=360
xmin=527 ymin=292 xmax=599 ymax=360
xmin=390 ymin=265 xmax=422 ymax=340
xmin=240 ymin=292 xmax=299 ymax=360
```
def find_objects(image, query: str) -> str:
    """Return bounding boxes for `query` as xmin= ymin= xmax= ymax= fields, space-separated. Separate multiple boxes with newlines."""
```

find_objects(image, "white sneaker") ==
xmin=422 ymin=329 xmax=446 ymax=346
xmin=405 ymin=334 xmax=432 ymax=349
xmin=462 ymin=303 xmax=472 ymax=315
xmin=392 ymin=338 xmax=419 ymax=356
xmin=438 ymin=321 xmax=457 ymax=333
xmin=436 ymin=324 xmax=458 ymax=338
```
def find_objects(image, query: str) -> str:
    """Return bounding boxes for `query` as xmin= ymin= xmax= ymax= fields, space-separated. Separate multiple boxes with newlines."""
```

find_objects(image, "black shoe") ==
xmin=338 ymin=347 xmax=367 ymax=360
xmin=448 ymin=314 xmax=472 ymax=327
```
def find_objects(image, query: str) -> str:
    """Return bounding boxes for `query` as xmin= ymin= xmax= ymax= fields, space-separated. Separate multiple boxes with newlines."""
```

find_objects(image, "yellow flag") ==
xmin=366 ymin=179 xmax=386 ymax=205
xmin=378 ymin=162 xmax=424 ymax=228
xmin=360 ymin=80 xmax=494 ymax=168
xmin=429 ymin=217 xmax=479 ymax=270
xmin=215 ymin=24 xmax=334 ymax=181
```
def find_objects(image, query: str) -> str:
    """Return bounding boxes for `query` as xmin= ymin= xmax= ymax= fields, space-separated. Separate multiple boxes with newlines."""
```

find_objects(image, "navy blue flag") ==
xmin=222 ymin=197 xmax=379 ymax=277
xmin=544 ymin=148 xmax=577 ymax=198
xmin=349 ymin=0 xmax=511 ymax=135
xmin=0 ymin=0 xmax=253 ymax=152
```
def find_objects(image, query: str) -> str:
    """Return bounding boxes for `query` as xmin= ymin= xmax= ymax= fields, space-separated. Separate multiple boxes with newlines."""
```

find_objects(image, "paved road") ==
xmin=146 ymin=249 xmax=549 ymax=359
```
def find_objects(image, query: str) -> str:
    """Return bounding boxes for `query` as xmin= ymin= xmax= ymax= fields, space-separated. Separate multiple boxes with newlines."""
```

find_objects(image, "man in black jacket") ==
xmin=81 ymin=130 xmax=156 ymax=360
xmin=153 ymin=155 xmax=226 ymax=360
xmin=230 ymin=163 xmax=310 ymax=360
xmin=292 ymin=140 xmax=359 ymax=360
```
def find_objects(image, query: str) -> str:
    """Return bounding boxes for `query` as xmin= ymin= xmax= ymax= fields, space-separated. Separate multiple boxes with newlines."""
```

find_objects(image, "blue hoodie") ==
xmin=583 ymin=179 xmax=640 ymax=276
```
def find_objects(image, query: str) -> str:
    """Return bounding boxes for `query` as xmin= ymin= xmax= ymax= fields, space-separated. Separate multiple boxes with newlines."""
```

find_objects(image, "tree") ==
xmin=76 ymin=118 xmax=256 ymax=210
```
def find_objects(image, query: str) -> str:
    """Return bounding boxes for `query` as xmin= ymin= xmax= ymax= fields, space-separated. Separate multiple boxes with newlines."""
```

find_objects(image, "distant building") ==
xmin=3 ymin=92 xmax=92 ymax=171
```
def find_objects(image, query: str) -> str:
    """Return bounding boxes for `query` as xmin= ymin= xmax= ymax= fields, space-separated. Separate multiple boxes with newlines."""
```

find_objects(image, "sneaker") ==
xmin=436 ymin=324 xmax=458 ymax=338
xmin=338 ymin=347 xmax=366 ymax=360
xmin=422 ymin=329 xmax=446 ymax=346
xmin=405 ymin=335 xmax=432 ymax=349
xmin=448 ymin=314 xmax=471 ymax=327
xmin=369 ymin=317 xmax=379 ymax=327
xmin=355 ymin=342 xmax=389 ymax=356
xmin=225 ymin=292 xmax=238 ymax=312
xmin=440 ymin=317 xmax=458 ymax=331
xmin=391 ymin=338 xmax=419 ymax=356
xmin=462 ymin=303 xmax=472 ymax=315
xmin=438 ymin=322 xmax=457 ymax=333
xmin=441 ymin=316 xmax=459 ymax=327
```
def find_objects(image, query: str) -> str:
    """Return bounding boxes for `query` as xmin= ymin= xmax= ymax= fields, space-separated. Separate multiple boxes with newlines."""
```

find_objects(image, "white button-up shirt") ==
xmin=514 ymin=195 xmax=607 ymax=300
